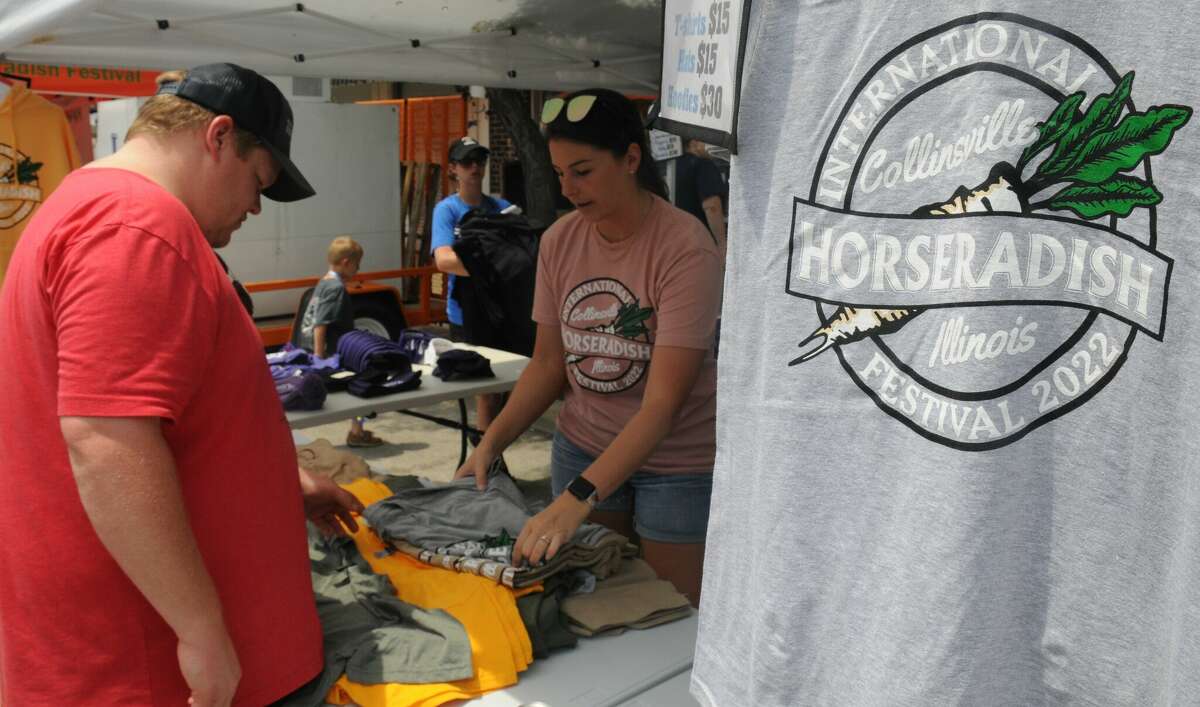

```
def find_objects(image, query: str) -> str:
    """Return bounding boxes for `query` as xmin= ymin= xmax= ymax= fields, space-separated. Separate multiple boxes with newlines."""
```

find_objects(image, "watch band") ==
xmin=566 ymin=476 xmax=598 ymax=508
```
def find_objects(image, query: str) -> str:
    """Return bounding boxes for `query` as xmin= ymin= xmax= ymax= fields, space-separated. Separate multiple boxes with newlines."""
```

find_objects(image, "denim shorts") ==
xmin=550 ymin=431 xmax=713 ymax=544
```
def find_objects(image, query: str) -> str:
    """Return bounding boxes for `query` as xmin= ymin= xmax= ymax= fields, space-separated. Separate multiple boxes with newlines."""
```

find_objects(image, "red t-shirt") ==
xmin=0 ymin=168 xmax=322 ymax=705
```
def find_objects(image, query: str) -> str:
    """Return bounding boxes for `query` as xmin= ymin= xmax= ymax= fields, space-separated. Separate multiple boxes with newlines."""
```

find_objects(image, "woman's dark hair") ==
xmin=543 ymin=88 xmax=668 ymax=200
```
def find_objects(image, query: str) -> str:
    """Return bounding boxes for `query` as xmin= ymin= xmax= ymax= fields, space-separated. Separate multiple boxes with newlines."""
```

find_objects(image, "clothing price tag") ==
xmin=649 ymin=129 xmax=684 ymax=161
xmin=656 ymin=0 xmax=751 ymax=152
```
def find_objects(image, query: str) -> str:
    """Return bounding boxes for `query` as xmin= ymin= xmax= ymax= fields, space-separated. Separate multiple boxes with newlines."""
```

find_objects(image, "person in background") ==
xmin=0 ymin=64 xmax=361 ymax=707
xmin=296 ymin=235 xmax=384 ymax=447
xmin=673 ymin=138 xmax=727 ymax=256
xmin=455 ymin=89 xmax=722 ymax=605
xmin=430 ymin=137 xmax=513 ymax=437
xmin=675 ymin=138 xmax=730 ymax=357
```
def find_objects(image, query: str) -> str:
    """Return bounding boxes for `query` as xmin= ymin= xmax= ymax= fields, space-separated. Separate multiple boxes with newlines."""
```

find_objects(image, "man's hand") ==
xmin=298 ymin=468 xmax=364 ymax=536
xmin=512 ymin=492 xmax=592 ymax=566
xmin=178 ymin=620 xmax=241 ymax=707
xmin=434 ymin=245 xmax=470 ymax=276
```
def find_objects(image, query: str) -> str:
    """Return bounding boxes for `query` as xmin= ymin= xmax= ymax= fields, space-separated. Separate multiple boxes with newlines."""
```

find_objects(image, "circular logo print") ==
xmin=786 ymin=13 xmax=1191 ymax=449
xmin=560 ymin=277 xmax=655 ymax=394
xmin=0 ymin=144 xmax=43 ymax=229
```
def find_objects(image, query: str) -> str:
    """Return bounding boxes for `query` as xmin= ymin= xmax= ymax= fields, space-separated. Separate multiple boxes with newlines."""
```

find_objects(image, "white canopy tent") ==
xmin=0 ymin=0 xmax=663 ymax=92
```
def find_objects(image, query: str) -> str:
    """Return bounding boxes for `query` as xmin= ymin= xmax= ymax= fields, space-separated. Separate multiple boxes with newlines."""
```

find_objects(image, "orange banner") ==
xmin=0 ymin=62 xmax=161 ymax=97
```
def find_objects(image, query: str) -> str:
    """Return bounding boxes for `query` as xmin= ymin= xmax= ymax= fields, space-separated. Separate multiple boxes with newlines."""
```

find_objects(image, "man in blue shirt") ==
xmin=431 ymin=137 xmax=512 ymax=432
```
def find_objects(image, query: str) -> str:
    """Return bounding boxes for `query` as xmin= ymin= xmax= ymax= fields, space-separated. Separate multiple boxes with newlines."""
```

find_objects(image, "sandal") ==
xmin=347 ymin=429 xmax=386 ymax=448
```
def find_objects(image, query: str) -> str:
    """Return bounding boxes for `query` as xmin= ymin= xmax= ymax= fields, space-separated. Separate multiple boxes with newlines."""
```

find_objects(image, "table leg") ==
xmin=394 ymin=403 xmax=478 ymax=471
xmin=458 ymin=398 xmax=469 ymax=468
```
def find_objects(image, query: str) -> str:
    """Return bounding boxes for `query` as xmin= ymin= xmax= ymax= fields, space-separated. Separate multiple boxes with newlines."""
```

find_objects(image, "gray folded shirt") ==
xmin=364 ymin=470 xmax=600 ymax=553
xmin=275 ymin=525 xmax=473 ymax=707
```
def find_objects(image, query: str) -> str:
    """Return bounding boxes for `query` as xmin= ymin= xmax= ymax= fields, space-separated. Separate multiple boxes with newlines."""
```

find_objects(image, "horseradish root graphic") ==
xmin=565 ymin=301 xmax=653 ymax=365
xmin=791 ymin=71 xmax=1191 ymax=365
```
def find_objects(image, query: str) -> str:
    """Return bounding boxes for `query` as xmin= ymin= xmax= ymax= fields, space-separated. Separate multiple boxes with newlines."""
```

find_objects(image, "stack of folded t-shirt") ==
xmin=267 ymin=344 xmax=341 ymax=378
xmin=278 ymin=525 xmax=473 ymax=707
xmin=559 ymin=558 xmax=692 ymax=637
xmin=362 ymin=471 xmax=633 ymax=589
xmin=336 ymin=331 xmax=422 ymax=397
xmin=325 ymin=477 xmax=537 ymax=706
xmin=274 ymin=370 xmax=327 ymax=411
xmin=296 ymin=439 xmax=373 ymax=484
xmin=266 ymin=345 xmax=353 ymax=405
xmin=432 ymin=349 xmax=494 ymax=381
xmin=337 ymin=330 xmax=412 ymax=373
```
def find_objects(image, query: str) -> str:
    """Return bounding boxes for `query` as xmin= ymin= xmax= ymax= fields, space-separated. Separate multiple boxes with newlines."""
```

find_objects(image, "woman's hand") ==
xmin=454 ymin=444 xmax=499 ymax=491
xmin=513 ymin=493 xmax=592 ymax=566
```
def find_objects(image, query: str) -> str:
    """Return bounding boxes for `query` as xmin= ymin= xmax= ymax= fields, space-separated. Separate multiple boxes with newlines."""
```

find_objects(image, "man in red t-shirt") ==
xmin=0 ymin=64 xmax=362 ymax=707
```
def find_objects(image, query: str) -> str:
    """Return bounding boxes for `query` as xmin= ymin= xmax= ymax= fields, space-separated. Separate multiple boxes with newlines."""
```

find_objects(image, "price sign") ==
xmin=649 ymin=129 xmax=684 ymax=161
xmin=657 ymin=0 xmax=751 ymax=152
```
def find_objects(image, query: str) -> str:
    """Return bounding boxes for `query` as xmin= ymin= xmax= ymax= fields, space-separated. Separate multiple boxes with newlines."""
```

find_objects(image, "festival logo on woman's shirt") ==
xmin=784 ymin=13 xmax=1191 ymax=450
xmin=0 ymin=144 xmax=43 ymax=229
xmin=560 ymin=277 xmax=654 ymax=394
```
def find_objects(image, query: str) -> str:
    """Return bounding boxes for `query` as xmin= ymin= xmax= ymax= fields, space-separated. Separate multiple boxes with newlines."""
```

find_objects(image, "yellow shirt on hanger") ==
xmin=0 ymin=83 xmax=81 ymax=284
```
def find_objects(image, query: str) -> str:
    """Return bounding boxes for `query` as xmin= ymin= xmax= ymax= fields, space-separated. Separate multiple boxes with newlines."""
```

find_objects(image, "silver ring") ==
xmin=536 ymin=535 xmax=550 ymax=544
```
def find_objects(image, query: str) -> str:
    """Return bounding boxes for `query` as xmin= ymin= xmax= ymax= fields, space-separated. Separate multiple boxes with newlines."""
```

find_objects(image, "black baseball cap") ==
xmin=157 ymin=63 xmax=315 ymax=202
xmin=448 ymin=137 xmax=489 ymax=163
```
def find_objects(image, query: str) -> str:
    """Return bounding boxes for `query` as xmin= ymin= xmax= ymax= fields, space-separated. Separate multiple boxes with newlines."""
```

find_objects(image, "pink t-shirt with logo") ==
xmin=533 ymin=195 xmax=721 ymax=474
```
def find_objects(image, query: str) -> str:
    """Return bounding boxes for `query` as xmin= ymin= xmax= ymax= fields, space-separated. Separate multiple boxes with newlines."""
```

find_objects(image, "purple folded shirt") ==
xmin=275 ymin=370 xmax=327 ymax=411
xmin=266 ymin=344 xmax=310 ymax=366
xmin=268 ymin=353 xmax=340 ymax=383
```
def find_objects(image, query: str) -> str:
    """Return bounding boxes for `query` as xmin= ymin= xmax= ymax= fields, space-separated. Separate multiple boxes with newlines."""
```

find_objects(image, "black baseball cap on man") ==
xmin=157 ymin=63 xmax=315 ymax=202
xmin=448 ymin=137 xmax=490 ymax=163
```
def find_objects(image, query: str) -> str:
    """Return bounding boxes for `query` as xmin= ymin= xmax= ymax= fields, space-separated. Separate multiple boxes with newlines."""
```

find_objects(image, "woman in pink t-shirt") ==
xmin=456 ymin=89 xmax=721 ymax=604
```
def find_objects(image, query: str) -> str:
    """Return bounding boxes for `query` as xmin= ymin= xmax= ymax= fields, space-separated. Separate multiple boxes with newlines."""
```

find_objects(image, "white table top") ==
xmin=454 ymin=614 xmax=698 ymax=707
xmin=286 ymin=345 xmax=529 ymax=429
xmin=616 ymin=669 xmax=699 ymax=707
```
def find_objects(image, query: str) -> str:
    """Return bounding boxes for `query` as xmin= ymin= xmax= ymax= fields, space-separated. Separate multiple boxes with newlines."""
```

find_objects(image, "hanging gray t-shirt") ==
xmin=694 ymin=2 xmax=1199 ymax=705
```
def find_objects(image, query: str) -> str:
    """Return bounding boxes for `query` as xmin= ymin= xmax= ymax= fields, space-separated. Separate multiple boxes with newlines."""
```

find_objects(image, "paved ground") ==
xmin=299 ymin=397 xmax=560 ymax=506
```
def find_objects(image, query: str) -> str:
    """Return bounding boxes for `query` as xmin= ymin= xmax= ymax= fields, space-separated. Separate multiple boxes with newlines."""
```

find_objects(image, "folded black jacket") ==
xmin=433 ymin=349 xmax=494 ymax=381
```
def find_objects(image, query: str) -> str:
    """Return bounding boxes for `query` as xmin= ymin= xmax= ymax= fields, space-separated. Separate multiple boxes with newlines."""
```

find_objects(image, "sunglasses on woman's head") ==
xmin=540 ymin=94 xmax=599 ymax=124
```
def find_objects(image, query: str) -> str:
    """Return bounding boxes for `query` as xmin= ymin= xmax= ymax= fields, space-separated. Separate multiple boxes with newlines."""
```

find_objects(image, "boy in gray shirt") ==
xmin=299 ymin=236 xmax=384 ymax=447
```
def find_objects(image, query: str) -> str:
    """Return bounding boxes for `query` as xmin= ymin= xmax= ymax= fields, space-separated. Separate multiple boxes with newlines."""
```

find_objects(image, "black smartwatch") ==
xmin=565 ymin=476 xmax=599 ymax=508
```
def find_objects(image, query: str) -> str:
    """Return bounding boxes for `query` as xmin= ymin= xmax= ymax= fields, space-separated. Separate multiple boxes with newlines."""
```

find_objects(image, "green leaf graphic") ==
xmin=1019 ymin=92 xmax=1084 ymax=170
xmin=1046 ymin=176 xmax=1162 ymax=219
xmin=1062 ymin=105 xmax=1192 ymax=184
xmin=613 ymin=302 xmax=653 ymax=338
xmin=1037 ymin=71 xmax=1135 ymax=177
xmin=626 ymin=309 xmax=653 ymax=326
xmin=16 ymin=157 xmax=42 ymax=184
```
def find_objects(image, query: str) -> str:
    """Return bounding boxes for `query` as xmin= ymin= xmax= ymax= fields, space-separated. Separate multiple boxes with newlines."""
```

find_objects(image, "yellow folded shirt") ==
xmin=328 ymin=479 xmax=534 ymax=707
